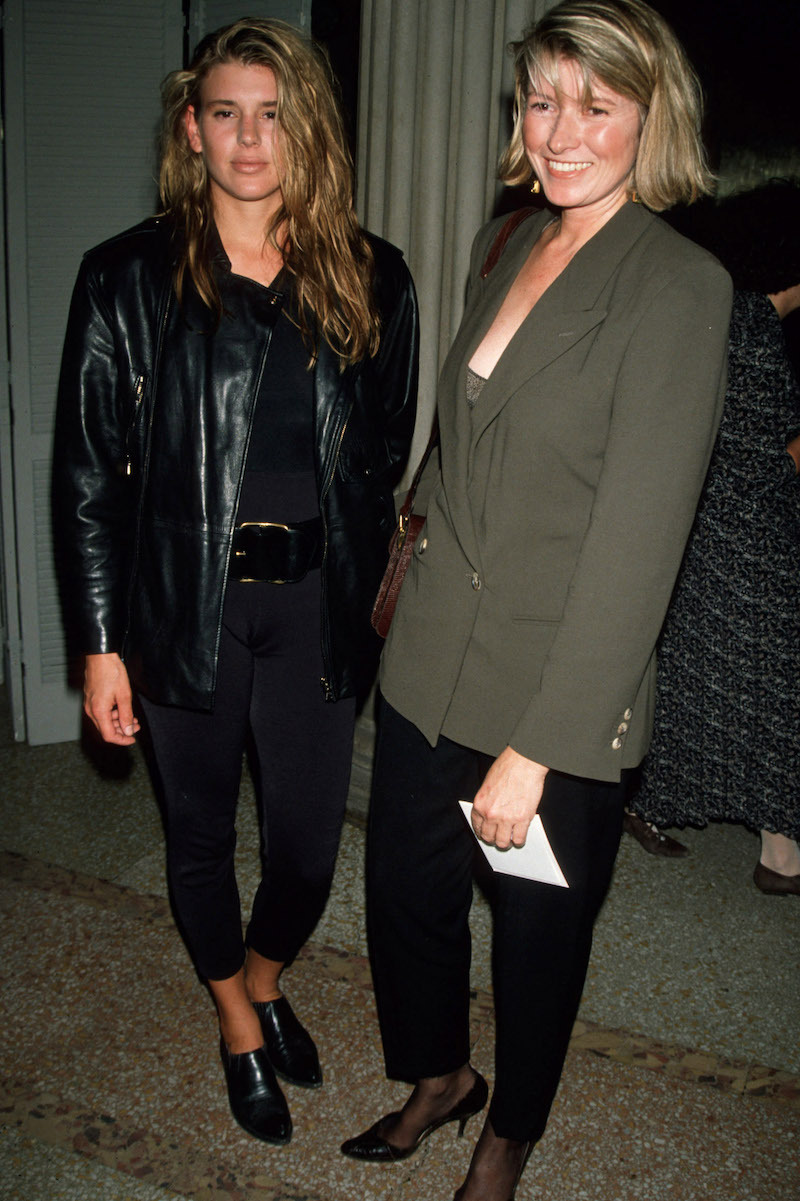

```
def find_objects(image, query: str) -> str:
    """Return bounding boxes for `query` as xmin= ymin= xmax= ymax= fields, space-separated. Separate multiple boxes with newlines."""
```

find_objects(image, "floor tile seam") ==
xmin=0 ymin=850 xmax=173 ymax=926
xmin=304 ymin=953 xmax=800 ymax=1109
xmin=0 ymin=1082 xmax=327 ymax=1201
xmin=4 ymin=850 xmax=798 ymax=1110
xmin=566 ymin=1020 xmax=800 ymax=1108
xmin=1 ymin=1063 xmax=795 ymax=1201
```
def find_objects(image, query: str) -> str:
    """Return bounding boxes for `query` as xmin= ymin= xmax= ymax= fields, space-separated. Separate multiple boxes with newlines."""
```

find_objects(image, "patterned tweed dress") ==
xmin=631 ymin=291 xmax=800 ymax=839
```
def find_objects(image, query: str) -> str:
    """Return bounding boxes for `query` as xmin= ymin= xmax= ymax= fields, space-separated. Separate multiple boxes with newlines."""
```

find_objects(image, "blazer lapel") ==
xmin=440 ymin=201 xmax=655 ymax=563
xmin=468 ymin=200 xmax=654 ymax=446
xmin=440 ymin=212 xmax=549 ymax=487
xmin=470 ymin=307 xmax=607 ymax=449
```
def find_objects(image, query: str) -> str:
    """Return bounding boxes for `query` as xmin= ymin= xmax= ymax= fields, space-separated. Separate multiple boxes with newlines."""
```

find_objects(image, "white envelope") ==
xmin=458 ymin=800 xmax=569 ymax=887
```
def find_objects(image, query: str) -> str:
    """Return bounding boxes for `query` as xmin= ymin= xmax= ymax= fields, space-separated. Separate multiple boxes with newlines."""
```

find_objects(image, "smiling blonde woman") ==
xmin=342 ymin=3 xmax=731 ymax=1197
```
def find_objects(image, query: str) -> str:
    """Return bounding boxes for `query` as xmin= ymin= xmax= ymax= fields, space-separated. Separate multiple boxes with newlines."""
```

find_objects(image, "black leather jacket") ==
xmin=53 ymin=218 xmax=418 ymax=708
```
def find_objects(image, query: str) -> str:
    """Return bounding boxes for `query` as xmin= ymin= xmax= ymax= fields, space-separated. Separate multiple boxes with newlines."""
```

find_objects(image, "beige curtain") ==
xmin=357 ymin=0 xmax=554 ymax=473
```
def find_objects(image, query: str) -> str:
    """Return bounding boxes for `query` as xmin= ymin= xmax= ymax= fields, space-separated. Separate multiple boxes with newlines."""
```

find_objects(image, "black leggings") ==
xmin=139 ymin=570 xmax=355 ymax=981
xmin=367 ymin=696 xmax=626 ymax=1144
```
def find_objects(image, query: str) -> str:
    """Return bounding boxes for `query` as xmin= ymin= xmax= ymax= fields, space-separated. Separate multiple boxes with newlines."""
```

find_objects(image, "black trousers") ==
xmin=366 ymin=696 xmax=626 ymax=1143
xmin=139 ymin=571 xmax=355 ymax=981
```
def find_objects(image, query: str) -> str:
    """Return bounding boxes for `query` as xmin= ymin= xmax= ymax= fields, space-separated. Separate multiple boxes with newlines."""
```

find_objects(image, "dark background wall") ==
xmin=654 ymin=0 xmax=797 ymax=189
xmin=653 ymin=0 xmax=800 ymax=362
xmin=312 ymin=0 xmax=361 ymax=150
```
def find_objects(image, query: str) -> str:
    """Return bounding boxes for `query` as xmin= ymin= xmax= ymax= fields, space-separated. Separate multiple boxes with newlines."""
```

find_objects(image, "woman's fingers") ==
xmin=472 ymin=746 xmax=550 ymax=849
xmin=84 ymin=653 xmax=139 ymax=745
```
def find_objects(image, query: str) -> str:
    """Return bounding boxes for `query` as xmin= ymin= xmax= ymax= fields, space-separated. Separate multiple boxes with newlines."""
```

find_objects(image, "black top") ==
xmin=237 ymin=273 xmax=319 ymax=525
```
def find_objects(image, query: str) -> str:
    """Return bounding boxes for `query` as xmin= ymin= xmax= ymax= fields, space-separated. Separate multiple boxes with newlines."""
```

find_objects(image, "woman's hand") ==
xmin=83 ymin=653 xmax=140 ymax=745
xmin=471 ymin=747 xmax=550 ymax=849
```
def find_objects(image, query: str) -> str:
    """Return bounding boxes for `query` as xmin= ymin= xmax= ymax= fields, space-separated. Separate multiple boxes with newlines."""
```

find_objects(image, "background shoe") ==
xmin=623 ymin=811 xmax=688 ymax=858
xmin=253 ymin=996 xmax=322 ymax=1088
xmin=220 ymin=1041 xmax=292 ymax=1144
xmin=753 ymin=862 xmax=800 ymax=895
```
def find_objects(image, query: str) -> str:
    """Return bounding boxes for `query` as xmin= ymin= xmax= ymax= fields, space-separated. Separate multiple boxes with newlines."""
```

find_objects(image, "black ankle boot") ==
xmin=253 ymin=996 xmax=322 ymax=1088
xmin=220 ymin=1040 xmax=292 ymax=1144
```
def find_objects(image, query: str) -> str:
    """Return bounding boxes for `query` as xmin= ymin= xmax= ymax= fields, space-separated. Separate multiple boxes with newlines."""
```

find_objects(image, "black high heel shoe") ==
xmin=340 ymin=1069 xmax=488 ymax=1162
xmin=253 ymin=996 xmax=322 ymax=1088
xmin=220 ymin=1040 xmax=292 ymax=1144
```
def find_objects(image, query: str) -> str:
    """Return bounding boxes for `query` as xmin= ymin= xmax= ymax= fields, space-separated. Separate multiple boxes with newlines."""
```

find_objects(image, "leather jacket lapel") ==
xmin=313 ymin=339 xmax=356 ymax=498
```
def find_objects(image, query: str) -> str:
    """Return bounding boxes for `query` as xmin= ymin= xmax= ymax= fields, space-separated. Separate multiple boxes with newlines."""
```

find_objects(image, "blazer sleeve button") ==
xmin=611 ymin=737 xmax=623 ymax=750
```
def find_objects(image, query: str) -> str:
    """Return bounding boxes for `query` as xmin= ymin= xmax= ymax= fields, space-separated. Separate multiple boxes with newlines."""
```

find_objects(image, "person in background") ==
xmin=628 ymin=179 xmax=800 ymax=896
xmin=53 ymin=17 xmax=417 ymax=1145
xmin=341 ymin=2 xmax=731 ymax=1197
xmin=622 ymin=808 xmax=688 ymax=856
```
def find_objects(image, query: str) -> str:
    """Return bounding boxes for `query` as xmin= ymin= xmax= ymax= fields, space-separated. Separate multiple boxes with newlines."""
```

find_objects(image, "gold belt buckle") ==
xmin=233 ymin=521 xmax=293 ymax=584
xmin=234 ymin=521 xmax=290 ymax=553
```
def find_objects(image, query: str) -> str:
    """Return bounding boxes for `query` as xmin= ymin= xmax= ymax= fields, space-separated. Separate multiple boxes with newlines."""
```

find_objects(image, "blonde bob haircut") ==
xmin=159 ymin=17 xmax=379 ymax=365
xmin=499 ymin=0 xmax=714 ymax=211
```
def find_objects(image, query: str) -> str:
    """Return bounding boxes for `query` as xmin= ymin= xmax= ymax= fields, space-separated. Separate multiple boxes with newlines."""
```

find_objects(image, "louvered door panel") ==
xmin=3 ymin=0 xmax=182 ymax=742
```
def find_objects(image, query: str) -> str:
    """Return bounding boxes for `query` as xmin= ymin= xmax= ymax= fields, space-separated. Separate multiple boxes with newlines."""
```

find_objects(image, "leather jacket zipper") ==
xmin=125 ymin=374 xmax=146 ymax=476
xmin=319 ymin=408 xmax=351 ymax=701
xmin=123 ymin=287 xmax=172 ymax=660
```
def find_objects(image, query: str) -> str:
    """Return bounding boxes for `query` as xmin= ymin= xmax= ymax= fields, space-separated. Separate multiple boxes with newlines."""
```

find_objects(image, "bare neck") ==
xmin=213 ymin=199 xmax=286 ymax=289
xmin=550 ymin=194 xmax=630 ymax=256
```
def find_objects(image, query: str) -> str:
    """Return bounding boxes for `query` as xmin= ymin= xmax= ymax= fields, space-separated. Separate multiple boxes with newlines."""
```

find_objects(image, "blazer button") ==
xmin=623 ymin=708 xmax=633 ymax=720
xmin=471 ymin=572 xmax=481 ymax=591
xmin=617 ymin=721 xmax=629 ymax=735
xmin=611 ymin=737 xmax=623 ymax=750
xmin=418 ymin=537 xmax=428 ymax=553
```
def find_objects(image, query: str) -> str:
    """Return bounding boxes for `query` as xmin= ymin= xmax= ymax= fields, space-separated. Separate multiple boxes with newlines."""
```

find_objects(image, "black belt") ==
xmin=229 ymin=518 xmax=323 ymax=583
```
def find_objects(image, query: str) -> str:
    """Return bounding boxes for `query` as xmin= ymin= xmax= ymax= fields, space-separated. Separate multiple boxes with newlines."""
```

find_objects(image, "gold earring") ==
xmin=531 ymin=178 xmax=541 ymax=195
xmin=631 ymin=188 xmax=640 ymax=203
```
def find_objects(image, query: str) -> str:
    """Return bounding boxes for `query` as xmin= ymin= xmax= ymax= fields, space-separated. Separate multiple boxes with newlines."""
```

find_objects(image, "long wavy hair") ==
xmin=159 ymin=18 xmax=380 ymax=365
xmin=499 ymin=0 xmax=714 ymax=211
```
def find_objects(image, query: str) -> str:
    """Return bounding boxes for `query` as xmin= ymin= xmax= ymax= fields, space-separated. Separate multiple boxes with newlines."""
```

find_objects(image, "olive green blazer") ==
xmin=380 ymin=201 xmax=732 ymax=782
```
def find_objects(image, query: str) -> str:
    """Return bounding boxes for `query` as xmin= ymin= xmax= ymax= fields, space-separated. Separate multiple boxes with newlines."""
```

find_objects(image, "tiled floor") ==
xmin=1 ymin=686 xmax=798 ymax=1200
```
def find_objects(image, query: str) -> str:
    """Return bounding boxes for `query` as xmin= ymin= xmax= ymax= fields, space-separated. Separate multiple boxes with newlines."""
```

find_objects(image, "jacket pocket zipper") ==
xmin=319 ymin=411 xmax=351 ymax=700
xmin=126 ymin=374 xmax=145 ymax=476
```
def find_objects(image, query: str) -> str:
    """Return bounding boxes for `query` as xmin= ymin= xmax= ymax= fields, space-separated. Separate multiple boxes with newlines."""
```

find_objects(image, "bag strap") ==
xmin=401 ymin=207 xmax=538 ymax=520
xmin=398 ymin=414 xmax=439 ymax=529
xmin=480 ymin=206 xmax=538 ymax=278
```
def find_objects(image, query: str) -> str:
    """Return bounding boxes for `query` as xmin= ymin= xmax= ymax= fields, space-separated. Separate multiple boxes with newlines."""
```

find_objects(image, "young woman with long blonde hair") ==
xmin=54 ymin=17 xmax=418 ymax=1145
